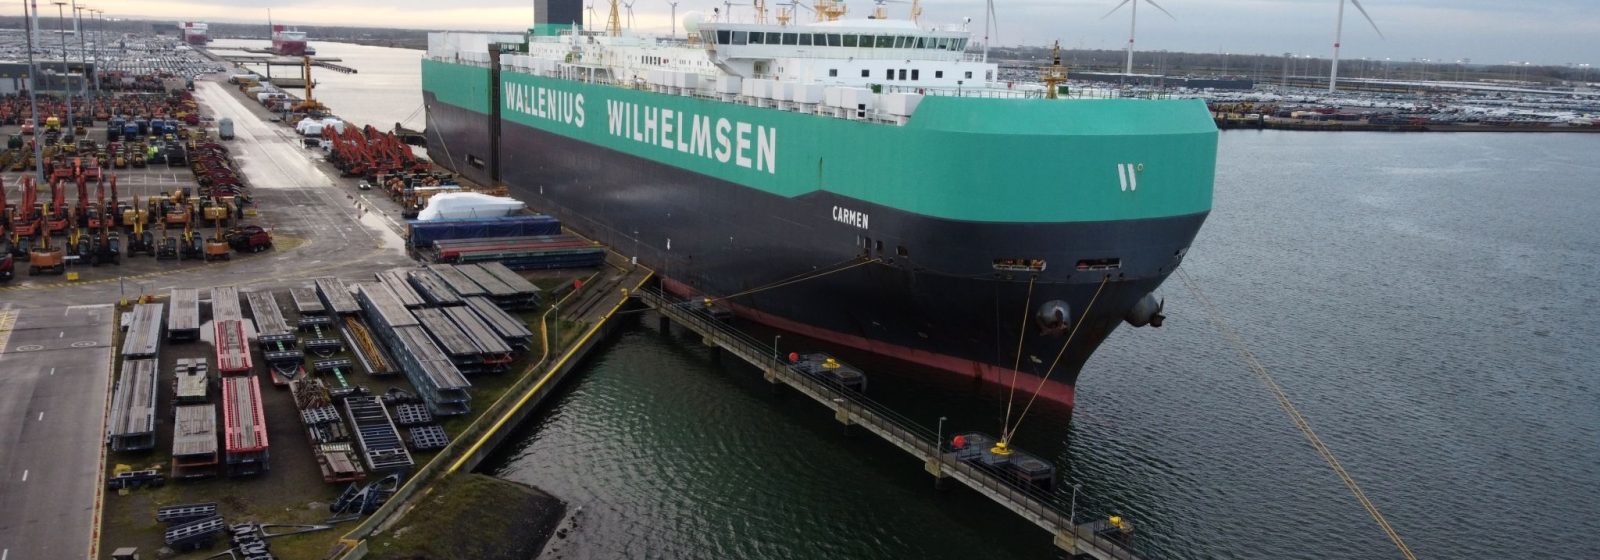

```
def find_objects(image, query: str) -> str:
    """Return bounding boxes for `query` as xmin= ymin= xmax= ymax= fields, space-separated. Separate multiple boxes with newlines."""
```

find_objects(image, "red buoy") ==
xmin=951 ymin=435 xmax=967 ymax=448
xmin=788 ymin=352 xmax=799 ymax=363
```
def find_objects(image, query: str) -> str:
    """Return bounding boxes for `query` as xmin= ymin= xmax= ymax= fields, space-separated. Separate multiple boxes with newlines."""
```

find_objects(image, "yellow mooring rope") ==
xmin=1176 ymin=268 xmax=1418 ymax=560
xmin=998 ymin=275 xmax=1038 ymax=439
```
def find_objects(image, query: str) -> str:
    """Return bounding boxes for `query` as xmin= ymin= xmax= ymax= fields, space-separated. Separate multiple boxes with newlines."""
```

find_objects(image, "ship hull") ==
xmin=424 ymin=90 xmax=1207 ymax=408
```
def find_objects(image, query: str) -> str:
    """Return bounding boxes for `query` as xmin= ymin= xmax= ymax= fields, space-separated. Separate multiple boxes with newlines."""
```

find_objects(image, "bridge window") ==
xmin=828 ymin=34 xmax=842 ymax=47
xmin=750 ymin=32 xmax=765 ymax=45
xmin=860 ymin=35 xmax=874 ymax=48
xmin=843 ymin=34 xmax=858 ymax=47
xmin=717 ymin=30 xmax=731 ymax=44
xmin=783 ymin=33 xmax=798 ymax=45
xmin=915 ymin=37 xmax=925 ymax=48
xmin=733 ymin=31 xmax=748 ymax=45
xmin=799 ymin=33 xmax=812 ymax=46
xmin=815 ymin=33 xmax=828 ymax=46
xmin=876 ymin=35 xmax=894 ymax=48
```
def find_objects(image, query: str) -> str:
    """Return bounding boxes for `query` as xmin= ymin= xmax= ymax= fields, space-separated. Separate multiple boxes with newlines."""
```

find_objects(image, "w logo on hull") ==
xmin=1116 ymin=163 xmax=1141 ymax=192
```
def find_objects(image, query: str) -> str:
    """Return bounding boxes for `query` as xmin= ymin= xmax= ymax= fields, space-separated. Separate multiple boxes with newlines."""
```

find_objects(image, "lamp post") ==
xmin=52 ymin=0 xmax=71 ymax=133
xmin=771 ymin=334 xmax=781 ymax=363
xmin=25 ymin=0 xmax=46 ymax=182
xmin=73 ymin=3 xmax=87 ymax=100
xmin=934 ymin=415 xmax=947 ymax=459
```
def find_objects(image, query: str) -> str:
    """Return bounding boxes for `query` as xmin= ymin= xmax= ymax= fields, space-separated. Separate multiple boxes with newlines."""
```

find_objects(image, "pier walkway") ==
xmin=639 ymin=288 xmax=1145 ymax=559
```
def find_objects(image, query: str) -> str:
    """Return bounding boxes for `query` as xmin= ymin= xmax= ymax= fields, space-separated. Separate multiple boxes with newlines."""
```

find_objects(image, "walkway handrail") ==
xmin=638 ymin=287 xmax=1148 ymax=559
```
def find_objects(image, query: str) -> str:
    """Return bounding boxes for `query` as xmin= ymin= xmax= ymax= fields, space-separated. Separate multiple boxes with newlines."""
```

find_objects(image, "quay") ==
xmin=638 ymin=287 xmax=1146 ymax=560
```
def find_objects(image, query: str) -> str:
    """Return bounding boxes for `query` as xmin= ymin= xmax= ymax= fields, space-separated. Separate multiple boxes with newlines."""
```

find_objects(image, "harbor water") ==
xmin=305 ymin=42 xmax=1600 ymax=559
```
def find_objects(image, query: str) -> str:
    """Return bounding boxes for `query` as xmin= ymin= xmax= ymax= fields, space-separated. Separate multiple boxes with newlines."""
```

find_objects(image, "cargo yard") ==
xmin=0 ymin=27 xmax=647 ymax=560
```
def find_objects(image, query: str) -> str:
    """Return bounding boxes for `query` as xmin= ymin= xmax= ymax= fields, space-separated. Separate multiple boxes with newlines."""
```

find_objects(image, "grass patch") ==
xmin=365 ymin=474 xmax=565 ymax=560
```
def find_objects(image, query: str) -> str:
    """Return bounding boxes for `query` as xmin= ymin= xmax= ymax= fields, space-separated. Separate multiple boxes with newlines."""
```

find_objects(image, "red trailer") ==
xmin=214 ymin=319 xmax=253 ymax=376
xmin=222 ymin=375 xmax=270 ymax=476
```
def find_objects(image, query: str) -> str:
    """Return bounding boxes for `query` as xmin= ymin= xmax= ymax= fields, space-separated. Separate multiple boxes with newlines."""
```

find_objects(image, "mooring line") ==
xmin=1177 ymin=269 xmax=1417 ymax=560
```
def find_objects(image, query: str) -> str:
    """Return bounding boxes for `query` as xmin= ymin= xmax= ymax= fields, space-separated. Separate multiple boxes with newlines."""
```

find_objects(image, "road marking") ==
xmin=59 ymin=331 xmax=65 ymax=338
xmin=38 ymin=411 xmax=44 ymax=421
xmin=3 ymin=547 xmax=9 ymax=560
xmin=49 ymin=367 xmax=55 ymax=375
xmin=21 ymin=469 xmax=28 ymax=481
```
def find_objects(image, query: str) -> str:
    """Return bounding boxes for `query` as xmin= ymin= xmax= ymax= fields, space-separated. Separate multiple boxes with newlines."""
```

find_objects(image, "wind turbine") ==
xmin=623 ymin=0 xmax=636 ymax=28
xmin=1329 ymin=0 xmax=1383 ymax=93
xmin=1102 ymin=0 xmax=1175 ymax=76
xmin=667 ymin=0 xmax=679 ymax=36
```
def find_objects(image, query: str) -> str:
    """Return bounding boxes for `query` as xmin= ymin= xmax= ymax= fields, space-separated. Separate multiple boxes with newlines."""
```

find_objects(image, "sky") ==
xmin=42 ymin=0 xmax=1600 ymax=65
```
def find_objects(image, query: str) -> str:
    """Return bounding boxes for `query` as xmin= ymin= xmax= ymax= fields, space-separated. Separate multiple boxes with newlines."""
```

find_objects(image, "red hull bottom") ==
xmin=662 ymin=278 xmax=1076 ymax=409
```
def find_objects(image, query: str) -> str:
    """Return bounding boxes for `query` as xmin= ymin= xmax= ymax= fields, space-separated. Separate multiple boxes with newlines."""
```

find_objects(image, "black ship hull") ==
xmin=426 ymin=93 xmax=1207 ymax=410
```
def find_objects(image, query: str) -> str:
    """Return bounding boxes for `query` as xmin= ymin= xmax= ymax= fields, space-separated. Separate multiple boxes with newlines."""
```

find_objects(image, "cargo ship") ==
xmin=270 ymin=25 xmax=314 ymax=56
xmin=420 ymin=1 xmax=1216 ymax=414
xmin=182 ymin=22 xmax=210 ymax=45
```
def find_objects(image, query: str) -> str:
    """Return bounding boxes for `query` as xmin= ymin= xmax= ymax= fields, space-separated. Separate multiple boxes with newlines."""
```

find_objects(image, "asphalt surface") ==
xmin=0 ymin=79 xmax=415 ymax=307
xmin=0 ymin=304 xmax=115 ymax=560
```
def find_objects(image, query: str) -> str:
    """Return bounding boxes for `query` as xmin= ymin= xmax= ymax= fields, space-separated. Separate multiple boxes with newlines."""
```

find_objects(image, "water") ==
xmin=487 ymin=130 xmax=1600 ymax=560
xmin=206 ymin=39 xmax=424 ymax=131
xmin=296 ymin=42 xmax=1600 ymax=558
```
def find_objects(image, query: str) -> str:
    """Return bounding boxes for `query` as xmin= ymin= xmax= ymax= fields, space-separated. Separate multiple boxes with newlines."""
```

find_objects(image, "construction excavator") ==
xmin=44 ymin=177 xmax=69 ymax=235
xmin=10 ymin=176 xmax=41 ymax=259
xmin=126 ymin=194 xmax=155 ymax=257
xmin=179 ymin=207 xmax=202 ymax=261
xmin=156 ymin=220 xmax=178 ymax=260
xmin=0 ymin=176 xmax=10 ymax=258
xmin=29 ymin=203 xmax=65 ymax=275
xmin=204 ymin=212 xmax=230 ymax=261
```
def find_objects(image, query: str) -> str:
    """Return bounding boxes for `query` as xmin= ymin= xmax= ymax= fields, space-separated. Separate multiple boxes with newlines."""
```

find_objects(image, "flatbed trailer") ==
xmin=109 ymin=358 xmax=160 ymax=451
xmin=214 ymin=319 xmax=253 ymax=376
xmin=122 ymin=303 xmax=165 ymax=359
xmin=315 ymin=277 xmax=361 ymax=315
xmin=221 ymin=375 xmax=269 ymax=476
xmin=290 ymin=287 xmax=326 ymax=315
xmin=210 ymin=286 xmax=242 ymax=322
xmin=244 ymin=291 xmax=292 ymax=337
xmin=168 ymin=288 xmax=201 ymax=341
xmin=171 ymin=404 xmax=218 ymax=478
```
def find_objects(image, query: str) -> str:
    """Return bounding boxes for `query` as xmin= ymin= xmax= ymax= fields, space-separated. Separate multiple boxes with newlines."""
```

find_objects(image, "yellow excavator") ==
xmin=126 ymin=195 xmax=155 ymax=257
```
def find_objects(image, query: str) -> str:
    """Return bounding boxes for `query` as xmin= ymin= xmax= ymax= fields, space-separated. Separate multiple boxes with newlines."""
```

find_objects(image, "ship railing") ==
xmin=637 ymin=287 xmax=1148 ymax=559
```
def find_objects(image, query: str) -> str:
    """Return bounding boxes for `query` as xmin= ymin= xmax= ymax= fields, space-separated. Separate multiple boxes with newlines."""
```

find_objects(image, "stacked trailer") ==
xmin=221 ymin=375 xmax=269 ymax=476
xmin=474 ymin=262 xmax=542 ymax=309
xmin=291 ymin=374 xmax=366 ymax=483
xmin=426 ymin=264 xmax=486 ymax=298
xmin=406 ymin=269 xmax=461 ymax=306
xmin=377 ymin=269 xmax=427 ymax=309
xmin=246 ymin=291 xmax=303 ymax=381
xmin=211 ymin=287 xmax=254 ymax=376
xmin=463 ymin=296 xmax=535 ymax=352
xmin=109 ymin=358 xmax=160 ymax=451
xmin=173 ymin=358 xmax=210 ymax=404
xmin=454 ymin=264 xmax=528 ymax=308
xmin=413 ymin=307 xmax=485 ymax=372
xmin=290 ymin=287 xmax=326 ymax=316
xmin=122 ymin=303 xmax=165 ymax=359
xmin=342 ymin=396 xmax=414 ymax=473
xmin=171 ymin=404 xmax=218 ymax=478
xmin=357 ymin=284 xmax=472 ymax=415
xmin=315 ymin=277 xmax=362 ymax=315
xmin=168 ymin=288 xmax=201 ymax=341
xmin=442 ymin=305 xmax=515 ymax=370
xmin=428 ymin=235 xmax=606 ymax=270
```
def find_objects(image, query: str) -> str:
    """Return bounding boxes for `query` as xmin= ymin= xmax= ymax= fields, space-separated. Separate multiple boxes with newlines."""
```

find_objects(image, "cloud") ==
xmin=65 ymin=0 xmax=1600 ymax=63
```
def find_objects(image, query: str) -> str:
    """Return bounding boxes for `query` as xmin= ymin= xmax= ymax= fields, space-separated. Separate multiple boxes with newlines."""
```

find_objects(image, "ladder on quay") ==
xmin=638 ymin=288 xmax=1147 ymax=560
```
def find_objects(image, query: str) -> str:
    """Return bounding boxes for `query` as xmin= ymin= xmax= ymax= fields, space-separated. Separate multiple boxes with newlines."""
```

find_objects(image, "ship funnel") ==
xmin=1125 ymin=293 xmax=1165 ymax=328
